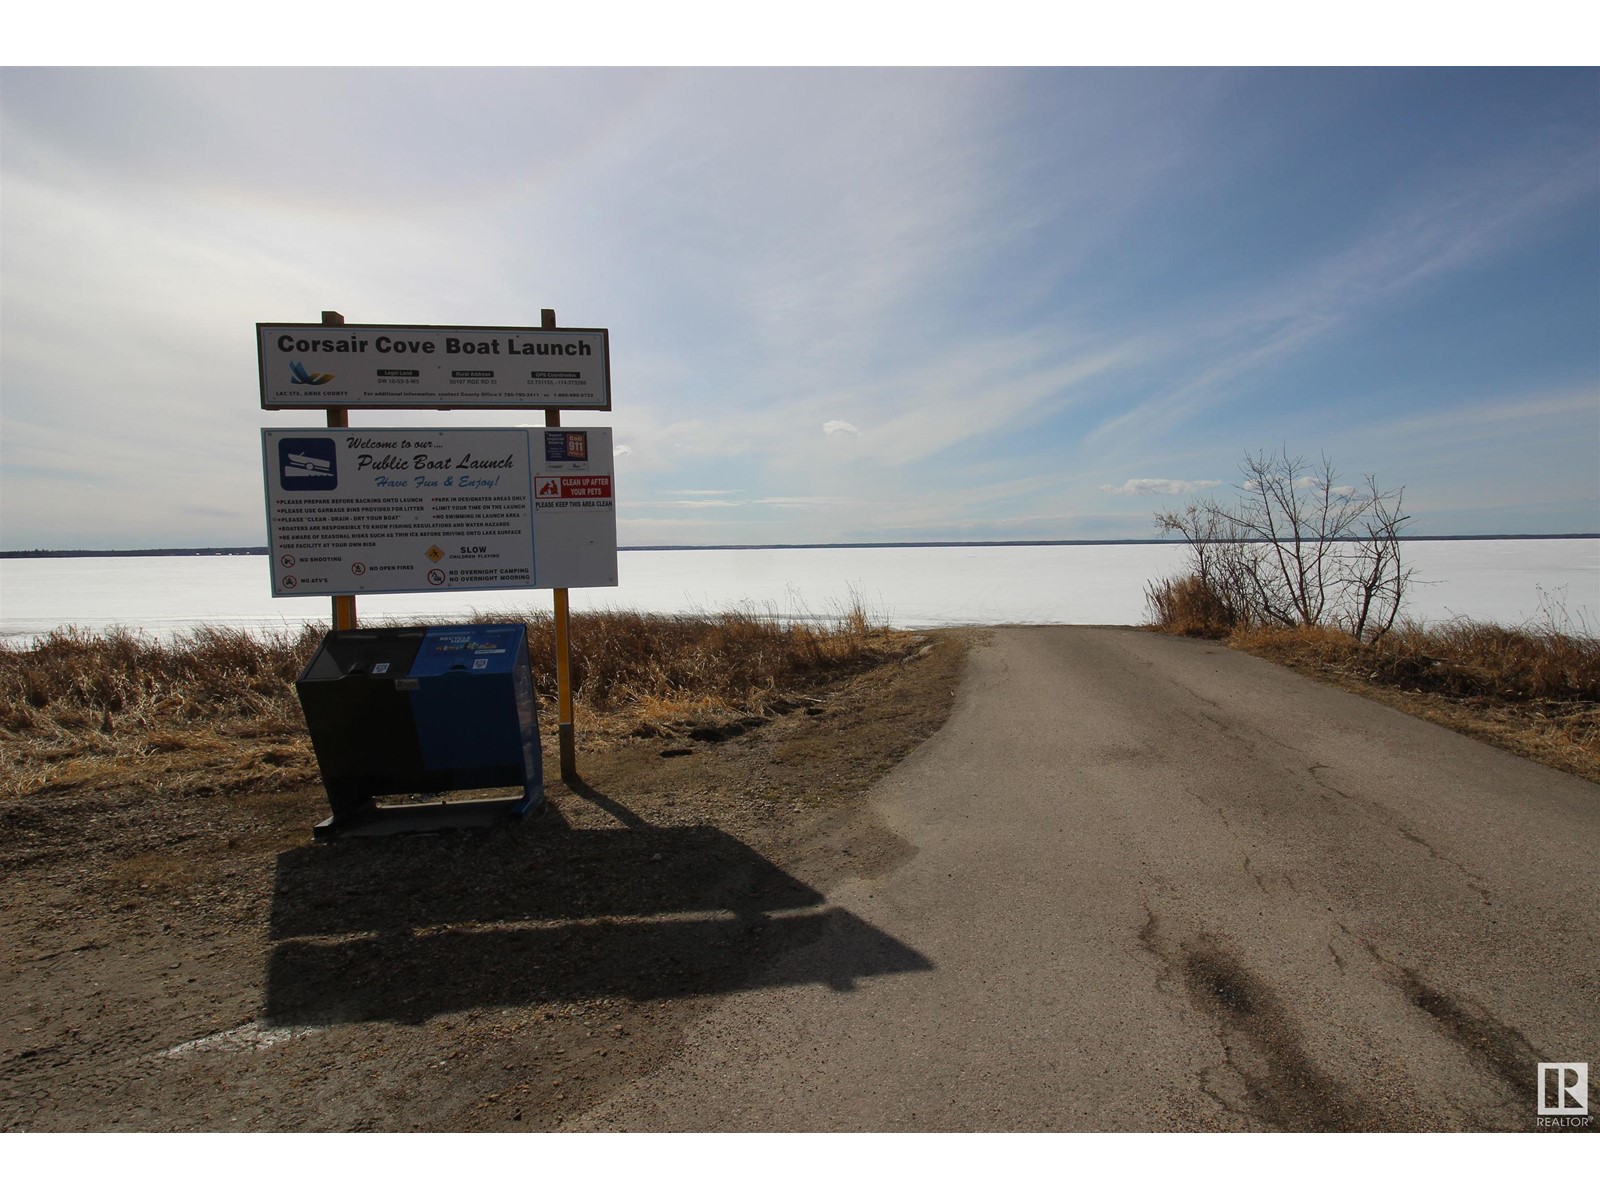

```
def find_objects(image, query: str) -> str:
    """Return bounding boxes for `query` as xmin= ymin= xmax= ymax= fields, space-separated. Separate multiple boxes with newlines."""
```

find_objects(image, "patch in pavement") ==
xmin=1391 ymin=965 xmax=1600 ymax=1120
xmin=1141 ymin=911 xmax=1376 ymax=1132
xmin=1397 ymin=968 xmax=1539 ymax=1098
xmin=1179 ymin=936 xmax=1376 ymax=1131
xmin=1342 ymin=927 xmax=1596 ymax=1122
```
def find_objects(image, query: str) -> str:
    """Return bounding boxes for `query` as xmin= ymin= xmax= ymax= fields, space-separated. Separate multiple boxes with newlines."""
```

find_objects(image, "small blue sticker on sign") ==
xmin=545 ymin=430 xmax=588 ymax=462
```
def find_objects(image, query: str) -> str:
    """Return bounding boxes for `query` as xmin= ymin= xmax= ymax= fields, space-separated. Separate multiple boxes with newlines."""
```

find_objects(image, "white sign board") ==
xmin=261 ymin=427 xmax=617 ymax=596
xmin=258 ymin=324 xmax=611 ymax=410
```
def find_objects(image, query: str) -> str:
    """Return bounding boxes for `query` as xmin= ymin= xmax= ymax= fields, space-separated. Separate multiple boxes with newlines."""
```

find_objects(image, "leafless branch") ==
xmin=1153 ymin=449 xmax=1411 ymax=642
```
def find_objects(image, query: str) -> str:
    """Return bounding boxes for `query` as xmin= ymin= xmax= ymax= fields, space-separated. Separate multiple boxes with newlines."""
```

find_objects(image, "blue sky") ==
xmin=1 ymin=64 xmax=1596 ymax=549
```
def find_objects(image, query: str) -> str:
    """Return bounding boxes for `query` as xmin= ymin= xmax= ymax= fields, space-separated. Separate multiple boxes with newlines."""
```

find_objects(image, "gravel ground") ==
xmin=0 ymin=633 xmax=965 ymax=1131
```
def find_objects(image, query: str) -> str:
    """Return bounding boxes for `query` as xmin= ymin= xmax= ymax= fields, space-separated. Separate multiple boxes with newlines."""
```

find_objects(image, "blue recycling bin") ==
xmin=295 ymin=623 xmax=543 ymax=836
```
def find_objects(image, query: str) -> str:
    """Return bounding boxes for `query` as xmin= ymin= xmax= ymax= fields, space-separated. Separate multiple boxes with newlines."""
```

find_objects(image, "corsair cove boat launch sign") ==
xmin=258 ymin=323 xmax=611 ymax=410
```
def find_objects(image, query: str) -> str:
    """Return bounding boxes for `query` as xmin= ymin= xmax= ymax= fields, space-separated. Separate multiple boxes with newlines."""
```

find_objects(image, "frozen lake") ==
xmin=0 ymin=540 xmax=1595 ymax=644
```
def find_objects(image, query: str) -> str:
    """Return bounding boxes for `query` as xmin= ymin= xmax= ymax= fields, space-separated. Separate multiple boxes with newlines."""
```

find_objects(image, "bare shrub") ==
xmin=1150 ymin=448 xmax=1412 ymax=642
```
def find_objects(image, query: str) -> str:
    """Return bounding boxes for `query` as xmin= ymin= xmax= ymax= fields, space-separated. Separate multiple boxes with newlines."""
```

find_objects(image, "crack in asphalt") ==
xmin=1388 ymin=825 xmax=1495 ymax=906
xmin=1305 ymin=765 xmax=1494 ymax=905
xmin=1243 ymin=855 xmax=1269 ymax=895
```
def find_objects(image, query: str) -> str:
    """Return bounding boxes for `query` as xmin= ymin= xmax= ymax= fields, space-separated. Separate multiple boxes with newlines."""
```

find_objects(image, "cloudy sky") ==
xmin=2 ymin=62 xmax=1596 ymax=549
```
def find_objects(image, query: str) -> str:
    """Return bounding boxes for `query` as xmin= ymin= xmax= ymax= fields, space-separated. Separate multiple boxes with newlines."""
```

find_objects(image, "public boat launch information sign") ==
xmin=258 ymin=324 xmax=611 ymax=410
xmin=261 ymin=427 xmax=617 ymax=596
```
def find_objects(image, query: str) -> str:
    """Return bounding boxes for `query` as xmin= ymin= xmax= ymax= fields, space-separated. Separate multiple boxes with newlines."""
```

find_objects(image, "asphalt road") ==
xmin=571 ymin=627 xmax=1600 ymax=1131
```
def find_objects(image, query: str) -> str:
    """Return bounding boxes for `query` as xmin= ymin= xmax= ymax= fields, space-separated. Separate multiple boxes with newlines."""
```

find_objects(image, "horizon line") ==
xmin=2 ymin=532 xmax=1597 ymax=559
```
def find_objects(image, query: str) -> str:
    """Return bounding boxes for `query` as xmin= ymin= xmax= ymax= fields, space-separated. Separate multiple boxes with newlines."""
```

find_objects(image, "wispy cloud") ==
xmin=1 ymin=69 xmax=1594 ymax=548
xmin=752 ymin=496 xmax=849 ymax=508
xmin=1087 ymin=132 xmax=1600 ymax=450
xmin=1101 ymin=479 xmax=1222 ymax=495
xmin=1357 ymin=386 xmax=1600 ymax=445
xmin=783 ymin=339 xmax=1139 ymax=472
xmin=635 ymin=499 xmax=743 ymax=509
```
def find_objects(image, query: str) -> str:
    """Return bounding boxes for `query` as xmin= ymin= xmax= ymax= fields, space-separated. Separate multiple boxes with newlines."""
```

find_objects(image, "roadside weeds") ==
xmin=1145 ymin=581 xmax=1600 ymax=785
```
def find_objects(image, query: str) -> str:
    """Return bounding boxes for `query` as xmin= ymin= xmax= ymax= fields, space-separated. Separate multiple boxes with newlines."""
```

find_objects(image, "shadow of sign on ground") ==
xmin=264 ymin=794 xmax=930 ymax=1027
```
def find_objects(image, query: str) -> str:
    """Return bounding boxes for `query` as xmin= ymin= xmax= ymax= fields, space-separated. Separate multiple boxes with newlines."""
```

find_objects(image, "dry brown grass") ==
xmin=1144 ymin=574 xmax=1238 ymax=639
xmin=0 ymin=624 xmax=324 ymax=801
xmin=1147 ymin=574 xmax=1600 ymax=783
xmin=0 ymin=600 xmax=910 ymax=802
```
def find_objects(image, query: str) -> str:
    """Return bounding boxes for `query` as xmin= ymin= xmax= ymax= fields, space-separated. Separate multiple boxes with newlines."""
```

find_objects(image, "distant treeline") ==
xmin=2 ymin=534 xmax=1594 ymax=559
xmin=1 ymin=547 xmax=268 ymax=559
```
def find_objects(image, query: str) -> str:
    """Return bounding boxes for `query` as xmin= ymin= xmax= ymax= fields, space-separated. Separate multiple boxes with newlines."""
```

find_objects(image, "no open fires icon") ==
xmin=426 ymin=545 xmax=445 ymax=563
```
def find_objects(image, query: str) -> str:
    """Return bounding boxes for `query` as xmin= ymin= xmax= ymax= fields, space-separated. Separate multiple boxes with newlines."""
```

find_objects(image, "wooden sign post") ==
xmin=322 ymin=310 xmax=356 ymax=633
xmin=542 ymin=307 xmax=578 ymax=783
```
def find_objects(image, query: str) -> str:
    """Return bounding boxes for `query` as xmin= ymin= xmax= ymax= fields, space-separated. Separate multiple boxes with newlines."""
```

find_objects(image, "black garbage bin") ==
xmin=294 ymin=623 xmax=543 ymax=836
